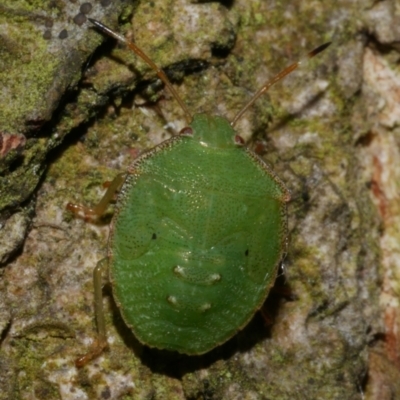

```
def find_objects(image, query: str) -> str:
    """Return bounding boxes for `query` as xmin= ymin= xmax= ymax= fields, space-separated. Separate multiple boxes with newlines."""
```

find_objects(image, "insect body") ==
xmin=68 ymin=18 xmax=330 ymax=364
xmin=110 ymin=113 xmax=289 ymax=355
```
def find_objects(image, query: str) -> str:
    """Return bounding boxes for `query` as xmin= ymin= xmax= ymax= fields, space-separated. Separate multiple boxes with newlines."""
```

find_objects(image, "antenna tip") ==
xmin=309 ymin=42 xmax=332 ymax=58
xmin=87 ymin=18 xmax=98 ymax=26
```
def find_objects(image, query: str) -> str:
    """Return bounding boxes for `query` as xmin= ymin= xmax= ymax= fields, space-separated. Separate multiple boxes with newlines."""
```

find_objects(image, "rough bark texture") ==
xmin=0 ymin=0 xmax=398 ymax=399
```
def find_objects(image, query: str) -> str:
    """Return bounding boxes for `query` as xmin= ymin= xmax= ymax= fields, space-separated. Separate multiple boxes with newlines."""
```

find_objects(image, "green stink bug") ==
xmin=67 ymin=19 xmax=330 ymax=366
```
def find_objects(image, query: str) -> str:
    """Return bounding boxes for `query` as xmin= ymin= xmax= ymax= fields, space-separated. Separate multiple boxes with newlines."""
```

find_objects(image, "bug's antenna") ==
xmin=88 ymin=18 xmax=193 ymax=125
xmin=230 ymin=42 xmax=331 ymax=127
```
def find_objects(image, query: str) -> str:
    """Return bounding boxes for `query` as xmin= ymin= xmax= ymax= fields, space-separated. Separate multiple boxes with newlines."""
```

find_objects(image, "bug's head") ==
xmin=188 ymin=114 xmax=242 ymax=149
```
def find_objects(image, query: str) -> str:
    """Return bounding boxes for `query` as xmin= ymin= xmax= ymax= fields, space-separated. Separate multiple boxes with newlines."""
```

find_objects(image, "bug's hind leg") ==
xmin=66 ymin=173 xmax=126 ymax=220
xmin=75 ymin=257 xmax=109 ymax=367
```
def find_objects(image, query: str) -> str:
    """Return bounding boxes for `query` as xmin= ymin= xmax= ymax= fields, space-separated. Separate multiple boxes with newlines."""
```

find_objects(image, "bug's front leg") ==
xmin=75 ymin=257 xmax=109 ymax=367
xmin=66 ymin=173 xmax=126 ymax=220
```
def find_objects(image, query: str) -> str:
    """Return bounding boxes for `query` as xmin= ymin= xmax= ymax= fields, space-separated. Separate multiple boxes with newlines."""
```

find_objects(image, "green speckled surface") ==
xmin=110 ymin=114 xmax=288 ymax=354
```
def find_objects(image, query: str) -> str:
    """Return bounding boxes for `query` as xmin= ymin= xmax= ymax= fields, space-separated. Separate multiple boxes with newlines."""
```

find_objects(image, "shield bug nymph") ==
xmin=67 ymin=18 xmax=330 ymax=366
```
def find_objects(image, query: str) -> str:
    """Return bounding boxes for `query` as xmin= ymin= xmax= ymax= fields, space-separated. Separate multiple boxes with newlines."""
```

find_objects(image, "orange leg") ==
xmin=66 ymin=173 xmax=126 ymax=220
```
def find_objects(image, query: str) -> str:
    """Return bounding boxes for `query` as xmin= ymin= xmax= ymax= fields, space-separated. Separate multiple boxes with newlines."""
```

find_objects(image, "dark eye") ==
xmin=245 ymin=249 xmax=249 ymax=256
xmin=152 ymin=233 xmax=157 ymax=240
xmin=179 ymin=127 xmax=193 ymax=136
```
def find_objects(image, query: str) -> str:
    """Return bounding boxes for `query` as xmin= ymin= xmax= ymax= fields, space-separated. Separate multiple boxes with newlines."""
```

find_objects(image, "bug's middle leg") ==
xmin=67 ymin=173 xmax=126 ymax=220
